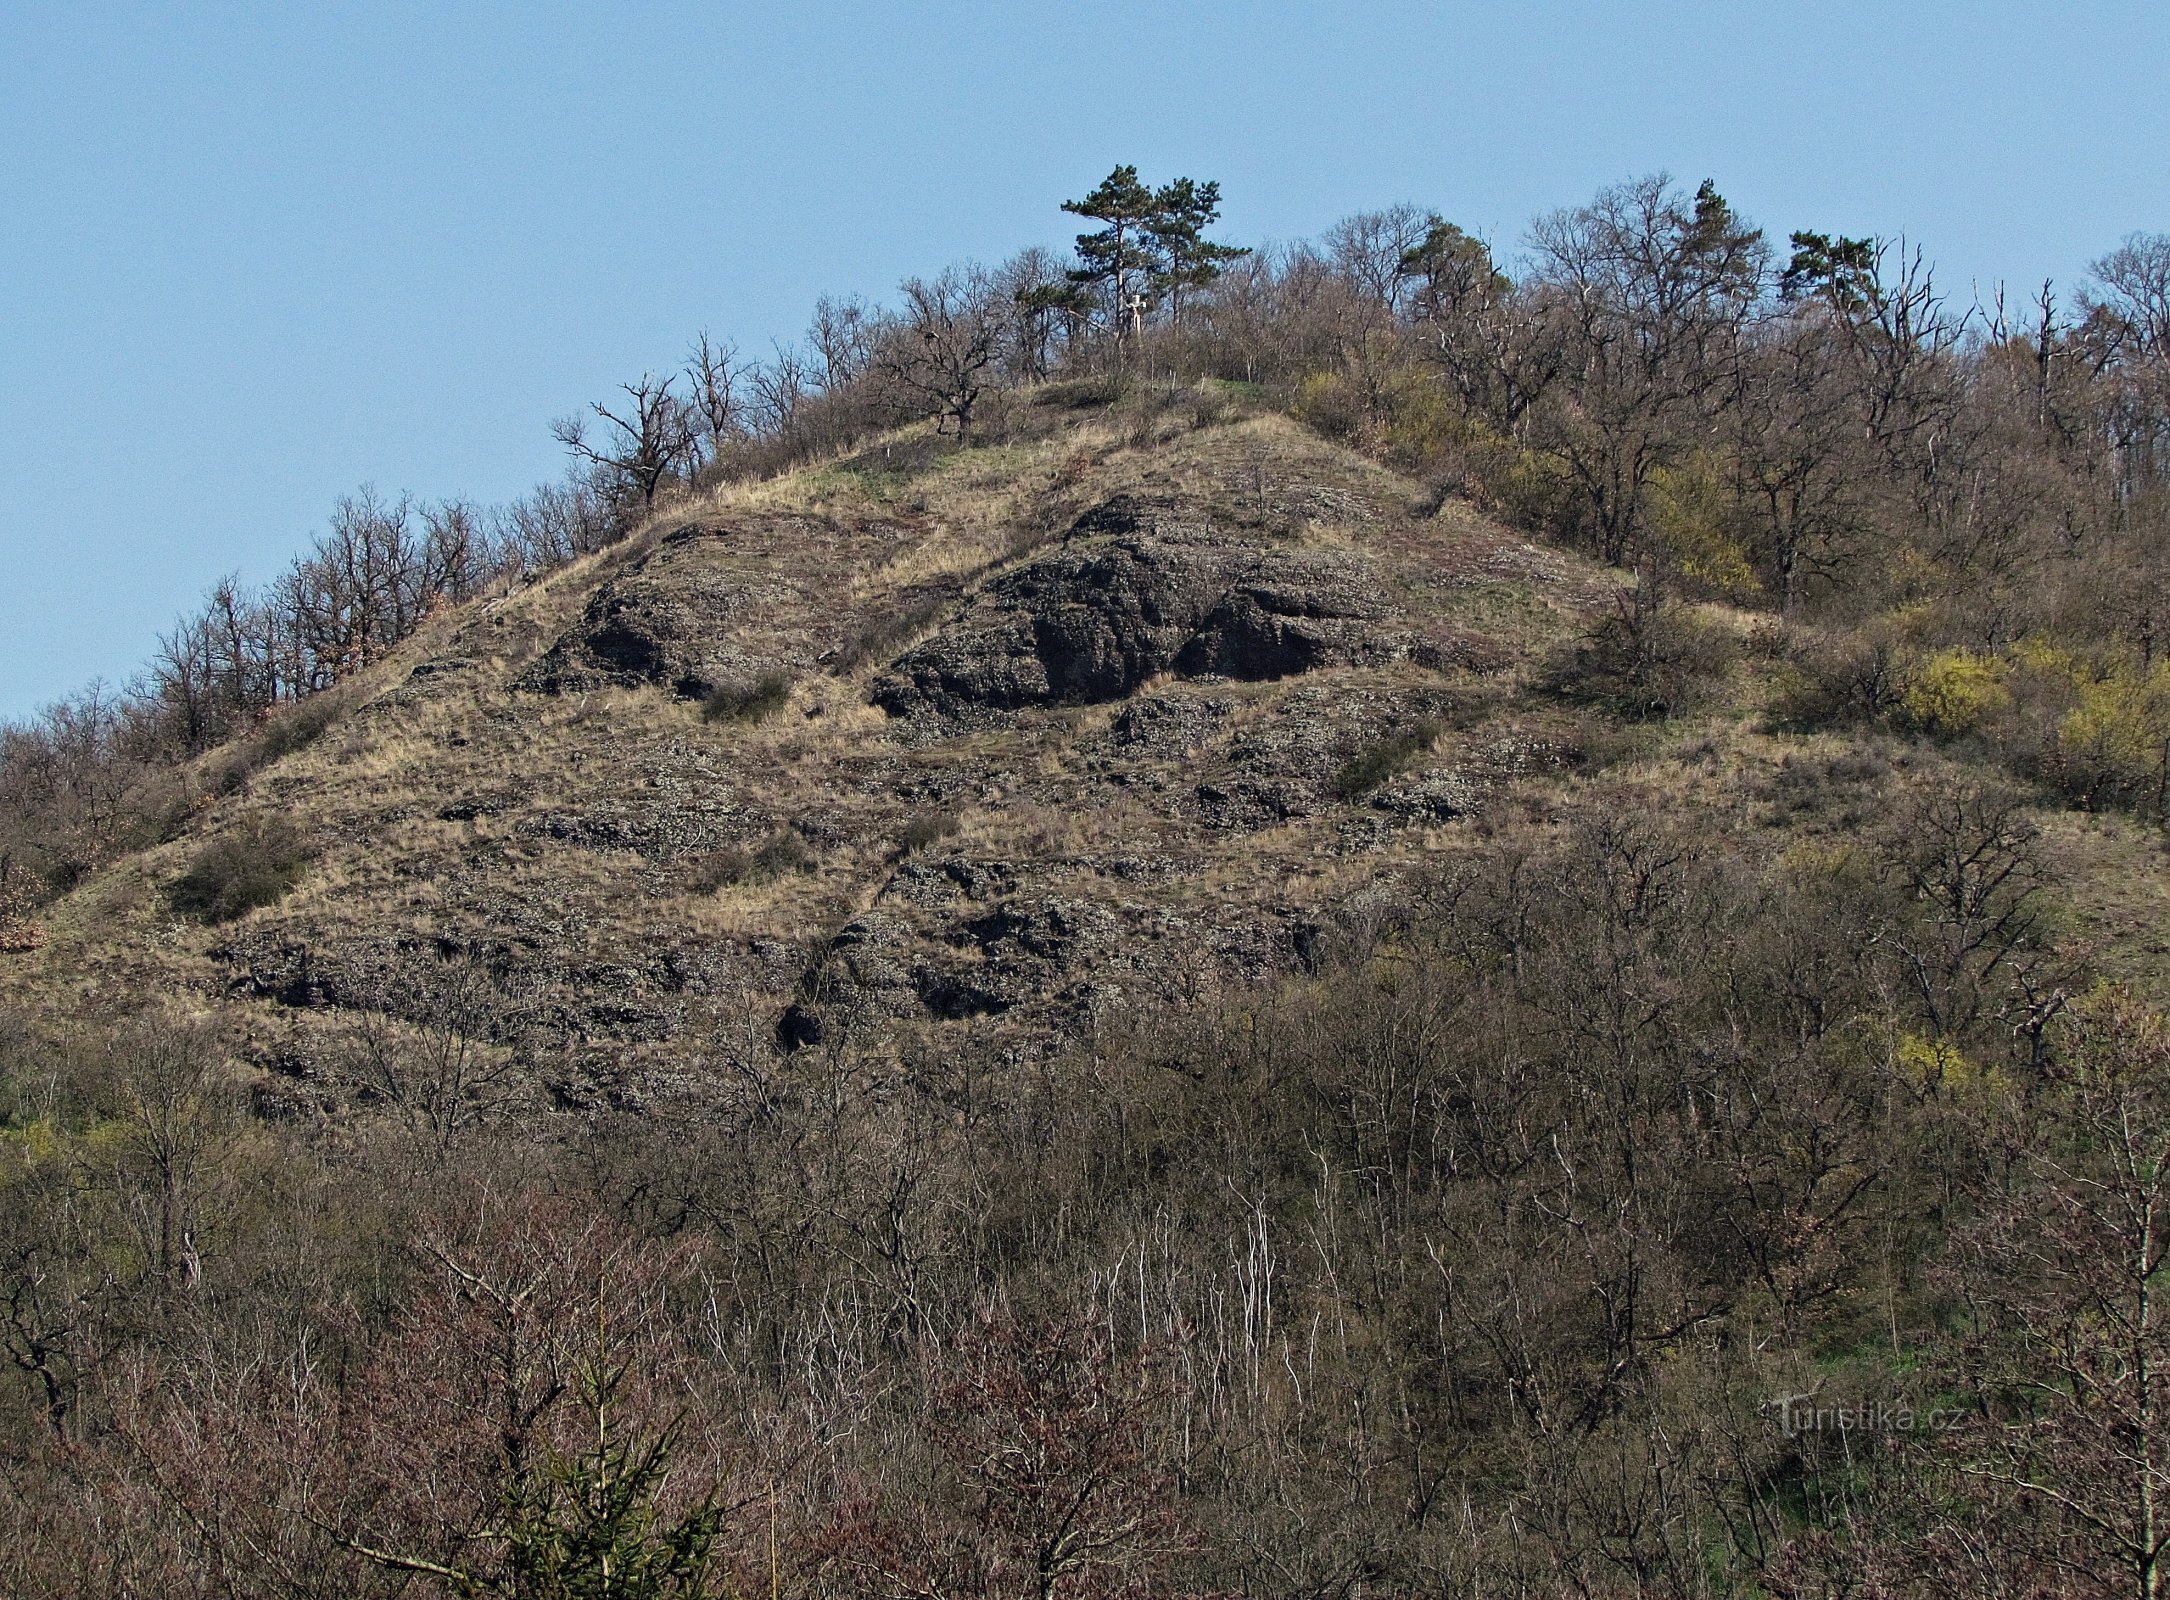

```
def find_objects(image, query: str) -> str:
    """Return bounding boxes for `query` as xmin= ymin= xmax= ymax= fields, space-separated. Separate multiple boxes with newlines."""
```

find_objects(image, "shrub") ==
xmin=837 ymin=433 xmax=959 ymax=484
xmin=204 ymin=692 xmax=348 ymax=797
xmin=1766 ymin=626 xmax=1909 ymax=731
xmin=167 ymin=818 xmax=312 ymax=923
xmin=1648 ymin=455 xmax=1760 ymax=599
xmin=898 ymin=807 xmax=961 ymax=854
xmin=1290 ymin=371 xmax=1363 ymax=441
xmin=1901 ymin=648 xmax=2010 ymax=736
xmin=1034 ymin=375 xmax=1122 ymax=410
xmin=689 ymin=829 xmax=815 ymax=892
xmin=1333 ymin=720 xmax=1444 ymax=799
xmin=701 ymin=673 xmax=791 ymax=723
xmin=255 ymin=694 xmax=343 ymax=763
xmin=1543 ymin=592 xmax=1735 ymax=720
xmin=2049 ymin=664 xmax=2170 ymax=812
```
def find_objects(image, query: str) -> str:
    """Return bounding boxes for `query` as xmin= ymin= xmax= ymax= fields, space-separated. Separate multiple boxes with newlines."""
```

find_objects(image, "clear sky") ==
xmin=3 ymin=0 xmax=2165 ymax=720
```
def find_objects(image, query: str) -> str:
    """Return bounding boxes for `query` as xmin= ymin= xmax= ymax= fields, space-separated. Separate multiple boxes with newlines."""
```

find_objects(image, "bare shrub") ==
xmin=897 ymin=808 xmax=961 ymax=854
xmin=689 ymin=829 xmax=815 ymax=892
xmin=1332 ymin=719 xmax=1443 ymax=798
xmin=701 ymin=673 xmax=792 ymax=724
xmin=833 ymin=597 xmax=949 ymax=675
xmin=166 ymin=818 xmax=312 ymax=923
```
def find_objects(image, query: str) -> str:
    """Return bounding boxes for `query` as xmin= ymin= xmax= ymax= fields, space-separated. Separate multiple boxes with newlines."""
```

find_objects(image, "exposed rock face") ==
xmin=873 ymin=536 xmax=1239 ymax=721
xmin=873 ymin=508 xmax=1404 ymax=725
xmin=778 ymin=879 xmax=1129 ymax=1050
xmin=524 ymin=513 xmax=926 ymax=698
xmin=1175 ymin=549 xmax=1398 ymax=679
xmin=1106 ymin=690 xmax=1238 ymax=756
xmin=523 ymin=525 xmax=794 ymax=697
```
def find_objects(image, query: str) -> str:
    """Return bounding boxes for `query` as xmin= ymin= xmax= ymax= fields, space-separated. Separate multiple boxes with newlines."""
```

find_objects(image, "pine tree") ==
xmin=1062 ymin=167 xmax=1247 ymax=342
xmin=1781 ymin=229 xmax=1878 ymax=310
xmin=1396 ymin=217 xmax=1509 ymax=321
xmin=1062 ymin=165 xmax=1161 ymax=343
xmin=1147 ymin=177 xmax=1248 ymax=322
xmin=489 ymin=1348 xmax=725 ymax=1600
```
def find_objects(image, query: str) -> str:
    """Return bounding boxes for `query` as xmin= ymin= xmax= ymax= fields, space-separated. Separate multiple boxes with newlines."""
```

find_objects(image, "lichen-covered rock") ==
xmin=775 ymin=910 xmax=926 ymax=1047
xmin=0 ymin=918 xmax=48 ymax=953
xmin=523 ymin=525 xmax=800 ymax=696
xmin=874 ymin=528 xmax=1403 ymax=726
xmin=1106 ymin=690 xmax=1237 ymax=756
xmin=1369 ymin=770 xmax=1481 ymax=823
xmin=776 ymin=887 xmax=1126 ymax=1046
xmin=1175 ymin=549 xmax=1397 ymax=680
xmin=873 ymin=536 xmax=1246 ymax=722
xmin=524 ymin=513 xmax=924 ymax=697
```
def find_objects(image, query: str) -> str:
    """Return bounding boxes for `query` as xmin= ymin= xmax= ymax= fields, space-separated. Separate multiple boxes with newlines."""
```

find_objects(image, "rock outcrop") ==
xmin=873 ymin=506 xmax=1405 ymax=726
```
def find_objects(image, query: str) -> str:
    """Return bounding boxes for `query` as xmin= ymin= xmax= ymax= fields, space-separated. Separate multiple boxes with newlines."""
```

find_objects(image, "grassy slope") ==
xmin=13 ymin=397 xmax=2169 ymax=1101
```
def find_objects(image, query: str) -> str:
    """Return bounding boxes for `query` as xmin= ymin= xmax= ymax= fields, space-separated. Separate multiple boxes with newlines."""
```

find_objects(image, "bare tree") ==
xmin=997 ymin=246 xmax=1086 ymax=380
xmin=1323 ymin=202 xmax=1433 ymax=316
xmin=492 ymin=477 xmax=617 ymax=569
xmin=1525 ymin=174 xmax=1769 ymax=562
xmin=1877 ymin=782 xmax=2052 ymax=1043
xmin=747 ymin=342 xmax=814 ymax=440
xmin=2088 ymin=233 xmax=2170 ymax=360
xmin=877 ymin=265 xmax=1003 ymax=440
xmin=1402 ymin=219 xmax=1562 ymax=430
xmin=553 ymin=373 xmax=697 ymax=508
xmin=685 ymin=331 xmax=747 ymax=471
xmin=830 ymin=1312 xmax=1188 ymax=1600
xmin=88 ymin=1013 xmax=232 ymax=1288
xmin=418 ymin=498 xmax=496 ymax=605
xmin=808 ymin=294 xmax=878 ymax=391
xmin=1865 ymin=991 xmax=2170 ymax=1600
xmin=336 ymin=955 xmax=521 ymax=1161
xmin=1732 ymin=311 xmax=1867 ymax=612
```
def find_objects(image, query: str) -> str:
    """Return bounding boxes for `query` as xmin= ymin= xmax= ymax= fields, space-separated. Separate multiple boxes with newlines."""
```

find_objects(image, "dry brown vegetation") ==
xmin=5 ymin=175 xmax=2170 ymax=1596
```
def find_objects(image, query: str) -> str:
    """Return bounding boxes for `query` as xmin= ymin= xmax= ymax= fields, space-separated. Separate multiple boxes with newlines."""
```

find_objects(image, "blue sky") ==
xmin=4 ymin=0 xmax=2166 ymax=719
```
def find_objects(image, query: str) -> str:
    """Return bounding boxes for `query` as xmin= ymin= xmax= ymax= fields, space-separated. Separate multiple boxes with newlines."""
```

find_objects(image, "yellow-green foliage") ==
xmin=1287 ymin=342 xmax=1458 ymax=465
xmin=1373 ymin=368 xmax=1464 ymax=468
xmin=1 ymin=1115 xmax=63 ymax=1168
xmin=1648 ymin=456 xmax=1759 ymax=598
xmin=1901 ymin=648 xmax=2010 ymax=735
xmin=1290 ymin=371 xmax=1361 ymax=440
xmin=1877 ymin=636 xmax=2170 ymax=811
xmin=2055 ymin=661 xmax=2170 ymax=804
xmin=1 ymin=1112 xmax=127 ymax=1172
xmin=2006 ymin=636 xmax=2084 ymax=679
xmin=1896 ymin=1032 xmax=2006 ymax=1098
xmin=1454 ymin=421 xmax=1573 ymax=531
xmin=1994 ymin=638 xmax=2170 ymax=805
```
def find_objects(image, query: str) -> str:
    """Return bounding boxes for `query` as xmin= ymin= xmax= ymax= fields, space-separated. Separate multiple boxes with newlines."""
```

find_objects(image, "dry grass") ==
xmin=11 ymin=400 xmax=1745 ymax=1061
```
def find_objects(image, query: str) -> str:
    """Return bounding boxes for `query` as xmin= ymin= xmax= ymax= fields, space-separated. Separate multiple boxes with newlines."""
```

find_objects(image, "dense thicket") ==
xmin=3 ymin=794 xmax=2164 ymax=1596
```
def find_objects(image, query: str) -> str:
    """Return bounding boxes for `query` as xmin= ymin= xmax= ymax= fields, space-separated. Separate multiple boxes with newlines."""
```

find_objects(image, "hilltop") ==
xmin=22 ymin=389 xmax=2170 ymax=1108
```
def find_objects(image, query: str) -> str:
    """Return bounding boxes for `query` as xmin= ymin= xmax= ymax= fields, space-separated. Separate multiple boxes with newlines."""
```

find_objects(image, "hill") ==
xmin=12 ymin=401 xmax=1626 ymax=1104
xmin=8 ymin=176 xmax=2170 ymax=1598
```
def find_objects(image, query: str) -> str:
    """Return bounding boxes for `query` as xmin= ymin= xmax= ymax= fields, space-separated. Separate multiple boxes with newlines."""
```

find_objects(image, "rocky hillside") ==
xmin=20 ymin=384 xmax=2170 ymax=1600
xmin=7 ymin=400 xmax=1639 ymax=1110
